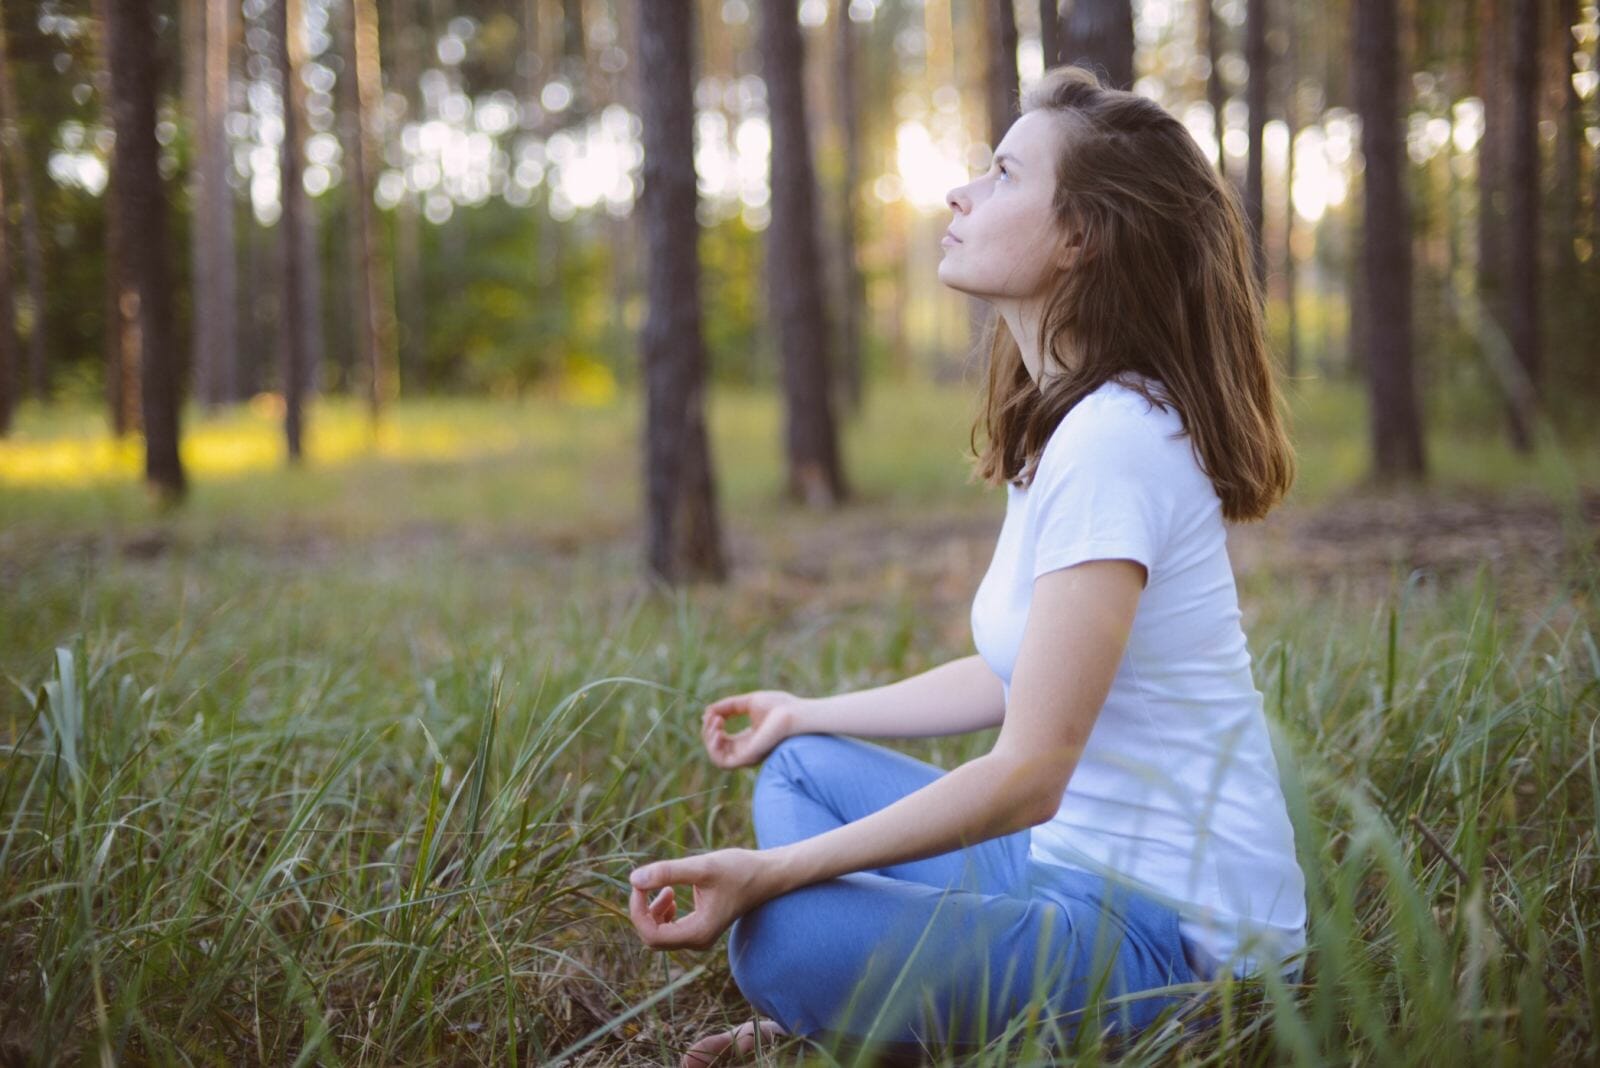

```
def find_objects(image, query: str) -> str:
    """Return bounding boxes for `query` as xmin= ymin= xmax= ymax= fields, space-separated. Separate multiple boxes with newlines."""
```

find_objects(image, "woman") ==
xmin=627 ymin=65 xmax=1307 ymax=1065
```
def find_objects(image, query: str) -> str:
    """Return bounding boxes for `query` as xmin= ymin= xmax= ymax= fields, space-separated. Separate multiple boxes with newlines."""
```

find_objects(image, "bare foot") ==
xmin=680 ymin=1018 xmax=790 ymax=1067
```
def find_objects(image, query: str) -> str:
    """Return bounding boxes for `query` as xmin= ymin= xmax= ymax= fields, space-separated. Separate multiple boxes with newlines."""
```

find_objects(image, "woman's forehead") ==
xmin=995 ymin=110 xmax=1068 ymax=167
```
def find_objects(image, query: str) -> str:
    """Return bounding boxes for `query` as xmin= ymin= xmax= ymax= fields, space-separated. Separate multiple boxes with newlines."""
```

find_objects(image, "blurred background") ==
xmin=0 ymin=0 xmax=1595 ymax=527
xmin=2 ymin=3 xmax=1600 ymax=1061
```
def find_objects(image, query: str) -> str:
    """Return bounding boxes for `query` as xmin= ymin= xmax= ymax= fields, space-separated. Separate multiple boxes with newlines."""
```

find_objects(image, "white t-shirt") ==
xmin=969 ymin=373 xmax=1306 ymax=978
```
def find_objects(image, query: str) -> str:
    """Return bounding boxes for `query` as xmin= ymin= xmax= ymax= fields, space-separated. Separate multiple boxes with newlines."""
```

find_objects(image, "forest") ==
xmin=2 ymin=0 xmax=1599 ymax=1064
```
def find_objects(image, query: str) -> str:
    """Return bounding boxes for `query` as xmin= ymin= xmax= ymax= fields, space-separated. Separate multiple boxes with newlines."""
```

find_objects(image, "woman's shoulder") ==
xmin=1047 ymin=374 xmax=1185 ymax=458
xmin=1024 ymin=374 xmax=1212 ymax=511
xmin=1089 ymin=371 xmax=1180 ymax=418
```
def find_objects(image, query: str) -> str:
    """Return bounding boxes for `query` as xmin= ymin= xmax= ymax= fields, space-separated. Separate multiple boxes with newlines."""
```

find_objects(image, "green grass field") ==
xmin=2 ymin=378 xmax=1598 ymax=1064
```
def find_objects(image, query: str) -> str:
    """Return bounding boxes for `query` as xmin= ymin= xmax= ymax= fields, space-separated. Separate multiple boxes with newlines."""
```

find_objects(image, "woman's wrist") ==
xmin=776 ymin=698 xmax=811 ymax=738
xmin=752 ymin=838 xmax=810 ymax=899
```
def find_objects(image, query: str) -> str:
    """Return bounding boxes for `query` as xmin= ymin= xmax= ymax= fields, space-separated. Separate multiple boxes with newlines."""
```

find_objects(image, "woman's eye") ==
xmin=997 ymin=164 xmax=1010 ymax=181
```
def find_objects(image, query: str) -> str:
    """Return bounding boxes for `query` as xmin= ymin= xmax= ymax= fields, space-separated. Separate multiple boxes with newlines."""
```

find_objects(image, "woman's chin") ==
xmin=935 ymin=263 xmax=967 ymax=293
xmin=936 ymin=275 xmax=987 ymax=303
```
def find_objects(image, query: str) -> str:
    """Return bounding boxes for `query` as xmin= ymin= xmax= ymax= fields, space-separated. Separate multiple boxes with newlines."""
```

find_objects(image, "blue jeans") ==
xmin=726 ymin=734 xmax=1198 ymax=1053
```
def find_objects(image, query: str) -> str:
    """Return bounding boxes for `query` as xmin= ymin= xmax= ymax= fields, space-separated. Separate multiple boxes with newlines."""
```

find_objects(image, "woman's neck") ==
xmin=997 ymin=297 xmax=1077 ymax=388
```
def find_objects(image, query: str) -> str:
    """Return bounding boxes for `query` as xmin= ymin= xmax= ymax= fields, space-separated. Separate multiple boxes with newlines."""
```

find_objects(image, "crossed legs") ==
xmin=724 ymin=734 xmax=1187 ymax=1054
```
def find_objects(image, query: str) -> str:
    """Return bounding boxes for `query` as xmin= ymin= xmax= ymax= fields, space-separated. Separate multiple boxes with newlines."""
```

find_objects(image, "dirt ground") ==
xmin=720 ymin=486 xmax=1600 ymax=645
xmin=9 ymin=482 xmax=1595 ymax=654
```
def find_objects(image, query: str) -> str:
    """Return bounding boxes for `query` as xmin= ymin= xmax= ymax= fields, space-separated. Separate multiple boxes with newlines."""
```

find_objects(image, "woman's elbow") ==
xmin=986 ymin=755 xmax=1068 ymax=830
xmin=1022 ymin=765 xmax=1070 ymax=827
xmin=1011 ymin=777 xmax=1065 ymax=829
xmin=1025 ymin=789 xmax=1063 ymax=828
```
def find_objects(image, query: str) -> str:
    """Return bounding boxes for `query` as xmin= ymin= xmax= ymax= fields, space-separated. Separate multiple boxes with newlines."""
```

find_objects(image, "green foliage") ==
xmin=699 ymin=213 xmax=768 ymax=388
xmin=411 ymin=199 xmax=603 ymax=395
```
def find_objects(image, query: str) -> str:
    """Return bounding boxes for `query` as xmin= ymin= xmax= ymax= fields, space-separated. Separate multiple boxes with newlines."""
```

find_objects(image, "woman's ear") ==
xmin=1055 ymin=231 xmax=1087 ymax=272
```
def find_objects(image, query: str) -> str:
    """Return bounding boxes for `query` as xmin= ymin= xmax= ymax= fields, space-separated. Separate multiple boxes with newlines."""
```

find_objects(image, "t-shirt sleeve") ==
xmin=1026 ymin=403 xmax=1175 ymax=585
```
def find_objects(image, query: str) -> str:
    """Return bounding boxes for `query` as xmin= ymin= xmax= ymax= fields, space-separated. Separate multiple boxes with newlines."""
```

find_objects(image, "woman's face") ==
xmin=937 ymin=109 xmax=1076 ymax=304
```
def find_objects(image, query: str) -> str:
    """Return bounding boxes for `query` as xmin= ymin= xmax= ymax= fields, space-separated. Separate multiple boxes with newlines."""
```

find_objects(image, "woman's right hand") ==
xmin=700 ymin=690 xmax=805 ymax=769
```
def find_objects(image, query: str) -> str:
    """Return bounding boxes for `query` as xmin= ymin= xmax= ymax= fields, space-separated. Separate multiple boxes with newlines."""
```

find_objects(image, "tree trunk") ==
xmin=276 ymin=0 xmax=310 ymax=461
xmin=530 ymin=5 xmax=568 ymax=378
xmin=90 ymin=0 xmax=142 ymax=433
xmin=296 ymin=183 xmax=324 ymax=397
xmin=184 ymin=0 xmax=205 ymax=397
xmin=637 ymin=0 xmax=726 ymax=585
xmin=1202 ymin=0 xmax=1228 ymax=176
xmin=1550 ymin=0 xmax=1581 ymax=397
xmin=1477 ymin=0 xmax=1507 ymax=361
xmin=393 ymin=0 xmax=425 ymax=387
xmin=1039 ymin=0 xmax=1060 ymax=68
xmin=1346 ymin=162 xmax=1365 ymax=382
xmin=834 ymin=0 xmax=864 ymax=416
xmin=1443 ymin=57 xmax=1460 ymax=285
xmin=1550 ymin=0 xmax=1579 ymax=277
xmin=333 ymin=0 xmax=366 ymax=394
xmin=1244 ymin=0 xmax=1268 ymax=289
xmin=239 ymin=1 xmax=274 ymax=398
xmin=103 ymin=157 xmax=142 ymax=436
xmin=187 ymin=0 xmax=239 ymax=406
xmin=561 ymin=0 xmax=590 ymax=121
xmin=105 ymin=0 xmax=186 ymax=500
xmin=1593 ymin=6 xmax=1600 ymax=262
xmin=1353 ymin=0 xmax=1425 ymax=480
xmin=0 ymin=2 xmax=48 ymax=401
xmin=1283 ymin=4 xmax=1299 ymax=379
xmin=290 ymin=0 xmax=321 ymax=397
xmin=216 ymin=0 xmax=241 ymax=403
xmin=1061 ymin=0 xmax=1134 ymax=92
xmin=760 ymin=0 xmax=846 ymax=507
xmin=523 ymin=0 xmax=565 ymax=344
xmin=0 ymin=128 xmax=13 ymax=435
xmin=606 ymin=2 xmax=641 ymax=391
xmin=339 ymin=0 xmax=398 ymax=421
xmin=985 ymin=0 xmax=1019 ymax=145
xmin=522 ymin=0 xmax=545 ymax=114
xmin=1503 ymin=0 xmax=1539 ymax=449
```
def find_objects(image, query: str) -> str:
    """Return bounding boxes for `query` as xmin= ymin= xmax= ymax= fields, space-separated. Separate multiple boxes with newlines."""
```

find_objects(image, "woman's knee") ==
xmin=725 ymin=908 xmax=765 ymax=998
xmin=754 ymin=733 xmax=819 ymax=794
xmin=726 ymin=890 xmax=828 ymax=1031
xmin=727 ymin=886 xmax=808 ymax=996
xmin=764 ymin=731 xmax=849 ymax=766
xmin=759 ymin=732 xmax=873 ymax=786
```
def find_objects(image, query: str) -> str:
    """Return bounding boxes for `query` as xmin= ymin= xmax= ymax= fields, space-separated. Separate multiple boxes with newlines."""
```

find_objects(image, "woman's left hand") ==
xmin=627 ymin=848 xmax=777 ymax=951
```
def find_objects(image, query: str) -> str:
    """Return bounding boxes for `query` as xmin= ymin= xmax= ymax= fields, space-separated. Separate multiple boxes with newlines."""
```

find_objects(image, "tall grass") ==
xmin=4 ymin=554 xmax=1595 ymax=1064
xmin=3 ymin=384 xmax=1597 ymax=1063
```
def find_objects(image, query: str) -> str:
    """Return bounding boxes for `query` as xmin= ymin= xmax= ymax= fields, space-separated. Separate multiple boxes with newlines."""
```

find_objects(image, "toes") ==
xmin=683 ymin=1018 xmax=789 ymax=1068
xmin=681 ymin=1030 xmax=735 ymax=1068
xmin=732 ymin=1019 xmax=789 ymax=1054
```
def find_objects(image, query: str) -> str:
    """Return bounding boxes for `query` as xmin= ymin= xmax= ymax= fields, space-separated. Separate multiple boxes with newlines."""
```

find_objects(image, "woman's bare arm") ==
xmin=630 ymin=560 xmax=1146 ymax=951
xmin=783 ymin=653 xmax=1008 ymax=739
xmin=758 ymin=561 xmax=1139 ymax=897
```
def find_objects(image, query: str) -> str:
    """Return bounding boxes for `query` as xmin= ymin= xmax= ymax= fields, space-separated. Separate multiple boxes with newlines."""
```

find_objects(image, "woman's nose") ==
xmin=946 ymin=186 xmax=968 ymax=214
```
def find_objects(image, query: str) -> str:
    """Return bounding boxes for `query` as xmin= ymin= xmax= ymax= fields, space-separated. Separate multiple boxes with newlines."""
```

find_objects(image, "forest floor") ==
xmin=6 ymin=469 xmax=1596 ymax=672
xmin=726 ymin=479 xmax=1600 ymax=638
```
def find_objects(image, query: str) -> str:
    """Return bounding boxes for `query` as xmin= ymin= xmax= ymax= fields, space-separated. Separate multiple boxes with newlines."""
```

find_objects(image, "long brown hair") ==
xmin=967 ymin=65 xmax=1294 ymax=523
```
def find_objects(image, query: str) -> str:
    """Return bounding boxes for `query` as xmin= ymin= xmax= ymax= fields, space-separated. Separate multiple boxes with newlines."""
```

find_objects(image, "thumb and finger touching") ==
xmin=703 ymin=698 xmax=771 ymax=769
xmin=630 ymin=882 xmax=717 ymax=949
